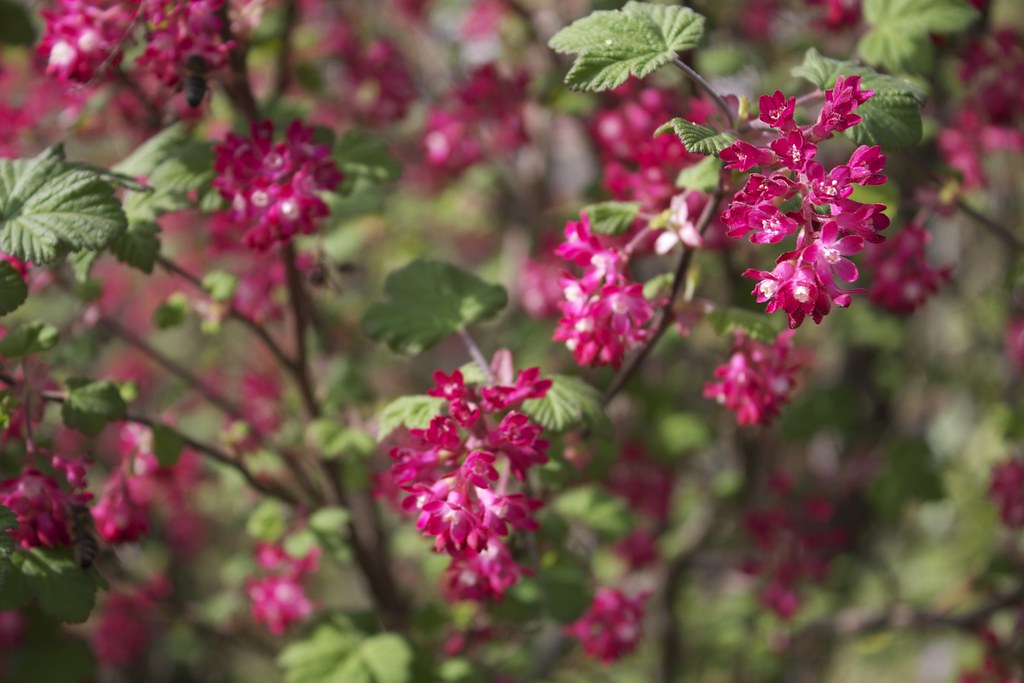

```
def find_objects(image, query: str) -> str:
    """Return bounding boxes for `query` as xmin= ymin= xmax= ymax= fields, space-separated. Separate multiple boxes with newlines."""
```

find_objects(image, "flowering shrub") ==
xmin=0 ymin=0 xmax=1021 ymax=681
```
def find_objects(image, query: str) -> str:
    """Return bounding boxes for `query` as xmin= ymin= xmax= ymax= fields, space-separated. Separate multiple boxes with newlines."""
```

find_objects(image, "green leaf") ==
xmin=0 ymin=145 xmax=127 ymax=264
xmin=61 ymin=379 xmax=128 ymax=436
xmin=791 ymin=49 xmax=927 ymax=149
xmin=109 ymin=220 xmax=160 ymax=273
xmin=113 ymin=124 xmax=191 ymax=178
xmin=0 ymin=260 xmax=27 ymax=315
xmin=153 ymin=292 xmax=190 ymax=330
xmin=549 ymin=2 xmax=705 ymax=91
xmin=247 ymin=499 xmax=289 ymax=543
xmin=867 ymin=437 xmax=944 ymax=521
xmin=305 ymin=421 xmax=375 ymax=460
xmin=152 ymin=424 xmax=184 ymax=467
xmin=522 ymin=375 xmax=609 ymax=435
xmin=335 ymin=133 xmax=402 ymax=191
xmin=0 ymin=0 xmax=37 ymax=45
xmin=553 ymin=484 xmax=634 ymax=539
xmin=707 ymin=308 xmax=784 ymax=343
xmin=375 ymin=395 xmax=445 ymax=442
xmin=202 ymin=270 xmax=239 ymax=302
xmin=676 ymin=155 xmax=723 ymax=192
xmin=656 ymin=118 xmax=736 ymax=156
xmin=656 ymin=412 xmax=712 ymax=457
xmin=363 ymin=260 xmax=508 ymax=355
xmin=278 ymin=617 xmax=419 ymax=683
xmin=17 ymin=547 xmax=97 ymax=622
xmin=858 ymin=0 xmax=979 ymax=73
xmin=0 ymin=321 xmax=60 ymax=357
xmin=581 ymin=202 xmax=641 ymax=235
xmin=309 ymin=507 xmax=352 ymax=535
xmin=536 ymin=561 xmax=591 ymax=623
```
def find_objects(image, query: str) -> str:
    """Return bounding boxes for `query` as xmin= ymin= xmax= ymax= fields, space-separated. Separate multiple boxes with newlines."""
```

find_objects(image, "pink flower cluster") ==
xmin=0 ymin=453 xmax=90 ymax=549
xmin=91 ymin=423 xmax=204 ymax=554
xmin=608 ymin=443 xmax=673 ymax=568
xmin=246 ymin=542 xmax=319 ymax=635
xmin=721 ymin=76 xmax=889 ymax=328
xmin=741 ymin=473 xmax=847 ymax=619
xmin=863 ymin=224 xmax=950 ymax=314
xmin=552 ymin=212 xmax=661 ymax=368
xmin=213 ymin=120 xmax=343 ymax=250
xmin=989 ymin=459 xmax=1024 ymax=528
xmin=591 ymin=83 xmax=711 ymax=211
xmin=327 ymin=25 xmax=416 ymax=126
xmin=91 ymin=577 xmax=168 ymax=666
xmin=135 ymin=0 xmax=232 ymax=90
xmin=422 ymin=64 xmax=529 ymax=175
xmin=564 ymin=588 xmax=647 ymax=663
xmin=704 ymin=330 xmax=800 ymax=426
xmin=390 ymin=364 xmax=550 ymax=601
xmin=940 ymin=30 xmax=1024 ymax=189
xmin=1005 ymin=318 xmax=1024 ymax=373
xmin=38 ymin=0 xmax=136 ymax=85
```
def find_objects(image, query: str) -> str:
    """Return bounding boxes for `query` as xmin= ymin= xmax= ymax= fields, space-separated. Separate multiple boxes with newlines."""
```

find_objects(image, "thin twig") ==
xmin=955 ymin=197 xmax=1024 ymax=253
xmin=672 ymin=57 xmax=736 ymax=129
xmin=603 ymin=180 xmax=724 ymax=404
xmin=156 ymin=255 xmax=297 ymax=375
xmin=458 ymin=329 xmax=495 ymax=384
xmin=281 ymin=243 xmax=320 ymax=419
xmin=798 ymin=583 xmax=1024 ymax=638
xmin=98 ymin=317 xmax=248 ymax=421
xmin=272 ymin=0 xmax=301 ymax=98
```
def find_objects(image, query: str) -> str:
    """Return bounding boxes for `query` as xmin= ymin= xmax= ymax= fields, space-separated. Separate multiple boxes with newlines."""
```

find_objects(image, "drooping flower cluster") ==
xmin=608 ymin=443 xmax=674 ymax=568
xmin=564 ymin=588 xmax=648 ymax=663
xmin=90 ymin=577 xmax=169 ymax=666
xmin=91 ymin=423 xmax=205 ymax=553
xmin=741 ymin=472 xmax=848 ymax=619
xmin=422 ymin=64 xmax=529 ymax=175
xmin=863 ymin=224 xmax=950 ymax=314
xmin=552 ymin=212 xmax=661 ymax=368
xmin=591 ymin=83 xmax=712 ymax=211
xmin=135 ymin=0 xmax=232 ymax=90
xmin=721 ymin=76 xmax=889 ymax=328
xmin=0 ymin=453 xmax=91 ymax=549
xmin=323 ymin=24 xmax=416 ymax=127
xmin=37 ymin=0 xmax=136 ymax=85
xmin=246 ymin=541 xmax=319 ymax=635
xmin=390 ymin=361 xmax=550 ymax=601
xmin=704 ymin=330 xmax=800 ymax=426
xmin=939 ymin=29 xmax=1024 ymax=189
xmin=213 ymin=120 xmax=343 ymax=250
xmin=989 ymin=459 xmax=1024 ymax=528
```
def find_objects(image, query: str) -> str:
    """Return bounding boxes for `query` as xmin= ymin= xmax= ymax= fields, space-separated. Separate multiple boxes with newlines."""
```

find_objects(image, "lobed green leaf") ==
xmin=581 ymin=201 xmax=641 ymax=235
xmin=522 ymin=375 xmax=610 ymax=435
xmin=363 ymin=260 xmax=508 ymax=355
xmin=549 ymin=2 xmax=705 ymax=91
xmin=656 ymin=118 xmax=736 ymax=156
xmin=62 ymin=379 xmax=128 ymax=436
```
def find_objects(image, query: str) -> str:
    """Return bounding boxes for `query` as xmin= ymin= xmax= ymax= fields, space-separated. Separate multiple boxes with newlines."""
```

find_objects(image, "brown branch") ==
xmin=155 ymin=255 xmax=297 ymax=376
xmin=0 ymin=373 xmax=299 ymax=505
xmin=281 ymin=243 xmax=320 ymax=420
xmin=603 ymin=180 xmax=724 ymax=404
xmin=798 ymin=583 xmax=1024 ymax=639
xmin=955 ymin=197 xmax=1024 ymax=254
xmin=672 ymin=57 xmax=736 ymax=129
xmin=272 ymin=0 xmax=301 ymax=98
xmin=97 ymin=316 xmax=248 ymax=422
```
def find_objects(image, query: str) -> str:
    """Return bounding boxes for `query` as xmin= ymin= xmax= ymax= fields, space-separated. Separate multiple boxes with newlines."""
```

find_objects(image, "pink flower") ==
xmin=565 ymin=589 xmax=648 ymax=663
xmin=38 ymin=0 xmax=136 ymax=85
xmin=444 ymin=538 xmax=523 ymax=601
xmin=135 ymin=0 xmax=232 ymax=90
xmin=759 ymin=90 xmax=797 ymax=131
xmin=704 ymin=331 xmax=800 ymax=426
xmin=246 ymin=574 xmax=315 ymax=636
xmin=989 ymin=459 xmax=1024 ymax=527
xmin=0 ymin=465 xmax=88 ymax=549
xmin=93 ymin=473 xmax=150 ymax=544
xmin=213 ymin=120 xmax=343 ymax=250
xmin=864 ymin=224 xmax=950 ymax=314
